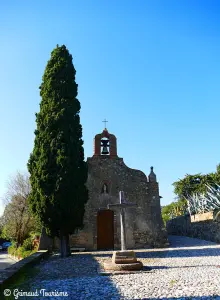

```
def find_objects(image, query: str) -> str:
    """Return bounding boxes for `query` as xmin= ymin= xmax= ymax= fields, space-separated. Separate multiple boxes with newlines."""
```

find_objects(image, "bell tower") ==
xmin=93 ymin=121 xmax=117 ymax=157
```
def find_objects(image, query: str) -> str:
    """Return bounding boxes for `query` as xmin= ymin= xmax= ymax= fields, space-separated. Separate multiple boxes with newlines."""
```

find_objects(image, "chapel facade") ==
xmin=69 ymin=127 xmax=168 ymax=250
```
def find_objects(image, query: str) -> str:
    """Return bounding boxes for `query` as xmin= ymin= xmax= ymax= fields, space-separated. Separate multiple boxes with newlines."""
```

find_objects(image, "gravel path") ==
xmin=17 ymin=236 xmax=220 ymax=299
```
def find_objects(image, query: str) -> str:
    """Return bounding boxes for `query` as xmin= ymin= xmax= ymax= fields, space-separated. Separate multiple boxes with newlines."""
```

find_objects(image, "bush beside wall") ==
xmin=8 ymin=237 xmax=37 ymax=260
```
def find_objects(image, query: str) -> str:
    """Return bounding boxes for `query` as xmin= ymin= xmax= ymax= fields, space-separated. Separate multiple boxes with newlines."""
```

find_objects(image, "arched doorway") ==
xmin=97 ymin=210 xmax=114 ymax=250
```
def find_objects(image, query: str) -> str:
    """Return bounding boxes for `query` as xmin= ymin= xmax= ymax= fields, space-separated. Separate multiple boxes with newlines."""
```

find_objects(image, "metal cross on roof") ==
xmin=102 ymin=119 xmax=108 ymax=128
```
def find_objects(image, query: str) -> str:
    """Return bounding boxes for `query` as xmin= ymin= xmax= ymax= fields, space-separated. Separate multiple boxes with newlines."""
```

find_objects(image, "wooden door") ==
xmin=97 ymin=210 xmax=114 ymax=250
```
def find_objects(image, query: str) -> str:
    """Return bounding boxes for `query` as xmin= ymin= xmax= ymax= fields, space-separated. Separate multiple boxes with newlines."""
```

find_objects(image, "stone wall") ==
xmin=166 ymin=214 xmax=220 ymax=243
xmin=190 ymin=211 xmax=213 ymax=222
xmin=70 ymin=156 xmax=168 ymax=250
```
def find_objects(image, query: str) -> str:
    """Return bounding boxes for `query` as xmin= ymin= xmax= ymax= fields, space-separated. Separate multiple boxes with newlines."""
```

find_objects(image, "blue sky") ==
xmin=1 ymin=1 xmax=220 ymax=215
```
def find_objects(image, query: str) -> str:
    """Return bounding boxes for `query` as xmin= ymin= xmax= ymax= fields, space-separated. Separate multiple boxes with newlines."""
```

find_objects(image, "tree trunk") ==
xmin=66 ymin=234 xmax=71 ymax=256
xmin=17 ymin=231 xmax=22 ymax=248
xmin=60 ymin=232 xmax=71 ymax=258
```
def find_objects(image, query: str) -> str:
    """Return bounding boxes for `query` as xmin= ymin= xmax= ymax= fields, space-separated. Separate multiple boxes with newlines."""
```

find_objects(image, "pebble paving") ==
xmin=17 ymin=236 xmax=220 ymax=299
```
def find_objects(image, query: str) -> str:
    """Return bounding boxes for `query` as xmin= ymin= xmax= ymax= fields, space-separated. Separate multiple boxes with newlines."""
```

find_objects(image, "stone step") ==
xmin=114 ymin=258 xmax=137 ymax=264
xmin=115 ymin=255 xmax=136 ymax=259
xmin=115 ymin=250 xmax=136 ymax=257
xmin=70 ymin=248 xmax=85 ymax=252
xmin=104 ymin=261 xmax=143 ymax=271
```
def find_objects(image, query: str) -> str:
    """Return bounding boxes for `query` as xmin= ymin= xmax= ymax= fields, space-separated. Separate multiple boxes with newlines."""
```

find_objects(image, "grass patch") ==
xmin=7 ymin=264 xmax=40 ymax=289
xmin=169 ymin=279 xmax=177 ymax=287
xmin=2 ymin=264 xmax=41 ymax=300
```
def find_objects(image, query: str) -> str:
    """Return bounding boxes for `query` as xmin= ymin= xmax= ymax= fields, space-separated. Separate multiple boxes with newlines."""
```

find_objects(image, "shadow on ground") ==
xmin=3 ymin=235 xmax=220 ymax=299
xmin=135 ymin=297 xmax=220 ymax=300
xmin=168 ymin=235 xmax=219 ymax=248
xmin=135 ymin=247 xmax=220 ymax=259
xmin=4 ymin=252 xmax=121 ymax=299
xmin=151 ymin=264 xmax=220 ymax=270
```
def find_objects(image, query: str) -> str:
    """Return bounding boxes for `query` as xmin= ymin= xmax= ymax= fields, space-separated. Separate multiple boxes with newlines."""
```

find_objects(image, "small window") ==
xmin=101 ymin=183 xmax=109 ymax=194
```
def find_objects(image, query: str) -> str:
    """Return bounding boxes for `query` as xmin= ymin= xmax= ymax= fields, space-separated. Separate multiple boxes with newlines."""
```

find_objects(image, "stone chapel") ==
xmin=69 ymin=127 xmax=168 ymax=250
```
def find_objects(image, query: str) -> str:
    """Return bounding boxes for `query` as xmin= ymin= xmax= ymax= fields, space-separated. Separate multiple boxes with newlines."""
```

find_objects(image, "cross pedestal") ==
xmin=103 ymin=191 xmax=143 ymax=272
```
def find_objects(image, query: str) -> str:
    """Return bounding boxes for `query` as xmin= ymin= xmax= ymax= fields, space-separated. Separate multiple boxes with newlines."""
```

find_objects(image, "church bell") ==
xmin=101 ymin=139 xmax=109 ymax=155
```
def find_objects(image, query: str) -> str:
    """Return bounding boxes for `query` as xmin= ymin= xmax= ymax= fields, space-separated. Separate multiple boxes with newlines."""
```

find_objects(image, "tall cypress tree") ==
xmin=28 ymin=45 xmax=88 ymax=257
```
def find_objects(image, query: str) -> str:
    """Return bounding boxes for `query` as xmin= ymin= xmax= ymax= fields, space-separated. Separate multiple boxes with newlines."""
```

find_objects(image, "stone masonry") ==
xmin=167 ymin=213 xmax=220 ymax=243
xmin=69 ymin=127 xmax=168 ymax=250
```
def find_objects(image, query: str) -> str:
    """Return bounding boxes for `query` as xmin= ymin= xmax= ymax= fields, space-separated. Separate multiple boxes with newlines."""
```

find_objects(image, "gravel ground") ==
xmin=15 ymin=236 xmax=220 ymax=299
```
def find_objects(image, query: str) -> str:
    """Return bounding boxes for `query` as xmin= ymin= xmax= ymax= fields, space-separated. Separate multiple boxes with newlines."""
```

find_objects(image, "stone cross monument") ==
xmin=108 ymin=191 xmax=137 ymax=251
xmin=104 ymin=191 xmax=143 ymax=272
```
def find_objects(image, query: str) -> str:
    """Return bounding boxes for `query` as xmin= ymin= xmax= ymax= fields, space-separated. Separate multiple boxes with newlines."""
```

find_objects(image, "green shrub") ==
xmin=8 ymin=237 xmax=37 ymax=259
xmin=8 ymin=245 xmax=16 ymax=255
xmin=16 ymin=246 xmax=24 ymax=258
xmin=22 ymin=237 xmax=33 ymax=251
xmin=22 ymin=250 xmax=36 ymax=258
